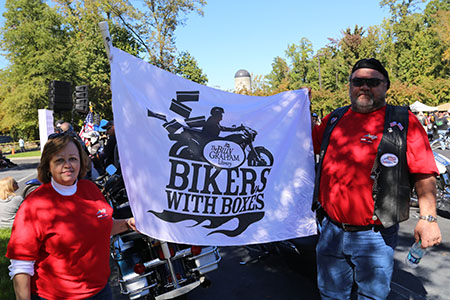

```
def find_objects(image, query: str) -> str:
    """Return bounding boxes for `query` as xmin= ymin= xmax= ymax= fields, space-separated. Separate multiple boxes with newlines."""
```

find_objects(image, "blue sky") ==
xmin=175 ymin=0 xmax=393 ymax=90
xmin=0 ymin=0 xmax=396 ymax=90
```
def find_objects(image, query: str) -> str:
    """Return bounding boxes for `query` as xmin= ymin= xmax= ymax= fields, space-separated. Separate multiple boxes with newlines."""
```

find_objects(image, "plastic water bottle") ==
xmin=405 ymin=241 xmax=427 ymax=268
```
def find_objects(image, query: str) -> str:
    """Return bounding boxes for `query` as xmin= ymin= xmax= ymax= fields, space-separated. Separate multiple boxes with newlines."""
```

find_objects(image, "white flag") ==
xmin=111 ymin=47 xmax=317 ymax=246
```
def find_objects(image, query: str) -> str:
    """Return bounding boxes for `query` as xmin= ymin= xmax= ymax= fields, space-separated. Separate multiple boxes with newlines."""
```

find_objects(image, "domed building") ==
xmin=234 ymin=69 xmax=251 ymax=92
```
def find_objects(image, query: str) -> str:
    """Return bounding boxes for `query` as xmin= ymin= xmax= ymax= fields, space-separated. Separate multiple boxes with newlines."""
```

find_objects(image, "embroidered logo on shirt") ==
xmin=96 ymin=208 xmax=109 ymax=219
xmin=380 ymin=153 xmax=399 ymax=167
xmin=330 ymin=117 xmax=338 ymax=124
xmin=360 ymin=134 xmax=378 ymax=144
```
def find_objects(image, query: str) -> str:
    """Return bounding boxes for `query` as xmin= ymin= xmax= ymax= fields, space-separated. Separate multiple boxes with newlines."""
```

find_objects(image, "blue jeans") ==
xmin=31 ymin=283 xmax=112 ymax=300
xmin=316 ymin=217 xmax=398 ymax=300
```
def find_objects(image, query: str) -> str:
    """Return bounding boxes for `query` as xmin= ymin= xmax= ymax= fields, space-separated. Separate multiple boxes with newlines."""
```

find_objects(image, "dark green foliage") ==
xmin=175 ymin=51 xmax=208 ymax=85
xmin=0 ymin=0 xmax=206 ymax=138
xmin=255 ymin=0 xmax=450 ymax=117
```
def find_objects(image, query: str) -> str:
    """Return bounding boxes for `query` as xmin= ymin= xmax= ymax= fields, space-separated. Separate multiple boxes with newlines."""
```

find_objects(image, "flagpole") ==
xmin=99 ymin=21 xmax=113 ymax=62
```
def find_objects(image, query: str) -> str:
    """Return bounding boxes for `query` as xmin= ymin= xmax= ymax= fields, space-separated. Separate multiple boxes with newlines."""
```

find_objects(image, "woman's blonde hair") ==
xmin=0 ymin=176 xmax=17 ymax=199
xmin=37 ymin=134 xmax=89 ymax=183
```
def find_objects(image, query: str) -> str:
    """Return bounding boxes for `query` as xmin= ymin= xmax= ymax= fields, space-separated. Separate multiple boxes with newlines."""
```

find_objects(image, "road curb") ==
xmin=9 ymin=156 xmax=41 ymax=161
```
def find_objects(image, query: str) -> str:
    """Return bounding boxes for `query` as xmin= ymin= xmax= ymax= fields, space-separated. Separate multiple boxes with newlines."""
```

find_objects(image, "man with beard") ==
xmin=312 ymin=58 xmax=442 ymax=299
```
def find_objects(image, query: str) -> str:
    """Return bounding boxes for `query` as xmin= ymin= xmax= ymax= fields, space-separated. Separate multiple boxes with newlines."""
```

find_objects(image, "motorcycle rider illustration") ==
xmin=202 ymin=107 xmax=244 ymax=140
xmin=148 ymin=106 xmax=273 ymax=166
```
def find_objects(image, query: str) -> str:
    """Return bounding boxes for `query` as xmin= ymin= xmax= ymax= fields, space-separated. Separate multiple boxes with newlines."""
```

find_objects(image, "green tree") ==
xmin=54 ymin=0 xmax=143 ymax=122
xmin=0 ymin=0 xmax=75 ymax=139
xmin=310 ymin=88 xmax=349 ymax=117
xmin=426 ymin=1 xmax=450 ymax=76
xmin=110 ymin=0 xmax=206 ymax=71
xmin=0 ymin=0 xmax=204 ymax=137
xmin=339 ymin=25 xmax=365 ymax=64
xmin=175 ymin=51 xmax=208 ymax=85
xmin=432 ymin=10 xmax=450 ymax=60
xmin=316 ymin=47 xmax=348 ymax=92
xmin=265 ymin=56 xmax=290 ymax=92
xmin=285 ymin=37 xmax=314 ymax=90
xmin=261 ymin=0 xmax=450 ymax=114
xmin=249 ymin=74 xmax=271 ymax=96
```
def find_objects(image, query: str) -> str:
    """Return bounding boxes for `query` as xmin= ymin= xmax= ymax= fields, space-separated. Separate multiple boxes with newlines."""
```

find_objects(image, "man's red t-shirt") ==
xmin=312 ymin=106 xmax=438 ymax=226
xmin=6 ymin=180 xmax=113 ymax=300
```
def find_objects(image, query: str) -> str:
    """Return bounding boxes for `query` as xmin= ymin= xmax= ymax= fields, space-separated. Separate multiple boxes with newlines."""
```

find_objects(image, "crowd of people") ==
xmin=415 ymin=110 xmax=450 ymax=140
xmin=1 ymin=58 xmax=443 ymax=300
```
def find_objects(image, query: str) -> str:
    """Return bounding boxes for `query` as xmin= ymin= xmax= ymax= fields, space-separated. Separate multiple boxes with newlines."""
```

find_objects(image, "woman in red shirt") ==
xmin=7 ymin=133 xmax=136 ymax=300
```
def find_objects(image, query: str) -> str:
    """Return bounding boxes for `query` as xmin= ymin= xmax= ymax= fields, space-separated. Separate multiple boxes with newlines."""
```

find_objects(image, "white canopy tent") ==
xmin=409 ymin=101 xmax=437 ymax=112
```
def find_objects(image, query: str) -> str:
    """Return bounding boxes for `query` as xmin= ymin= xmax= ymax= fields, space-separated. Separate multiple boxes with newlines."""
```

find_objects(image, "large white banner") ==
xmin=111 ymin=47 xmax=316 ymax=246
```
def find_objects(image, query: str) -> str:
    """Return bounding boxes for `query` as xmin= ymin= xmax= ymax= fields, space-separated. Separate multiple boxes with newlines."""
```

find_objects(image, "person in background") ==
xmin=6 ymin=133 xmax=136 ymax=300
xmin=0 ymin=177 xmax=24 ymax=228
xmin=435 ymin=111 xmax=448 ymax=133
xmin=18 ymin=138 xmax=25 ymax=153
xmin=84 ymin=131 xmax=105 ymax=175
xmin=59 ymin=122 xmax=74 ymax=134
xmin=428 ymin=111 xmax=439 ymax=139
xmin=101 ymin=120 xmax=117 ymax=169
xmin=311 ymin=112 xmax=321 ymax=127
xmin=54 ymin=120 xmax=64 ymax=133
xmin=416 ymin=111 xmax=428 ymax=133
xmin=312 ymin=58 xmax=441 ymax=299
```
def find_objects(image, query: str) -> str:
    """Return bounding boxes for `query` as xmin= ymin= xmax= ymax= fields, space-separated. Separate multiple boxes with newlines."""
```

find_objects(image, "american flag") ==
xmin=79 ymin=111 xmax=94 ymax=145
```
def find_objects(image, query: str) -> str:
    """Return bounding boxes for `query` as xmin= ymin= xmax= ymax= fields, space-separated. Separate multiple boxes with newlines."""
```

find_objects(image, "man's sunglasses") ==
xmin=351 ymin=78 xmax=385 ymax=87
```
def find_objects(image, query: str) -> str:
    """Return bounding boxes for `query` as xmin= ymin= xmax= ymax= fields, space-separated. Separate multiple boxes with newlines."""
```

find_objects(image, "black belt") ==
xmin=326 ymin=215 xmax=384 ymax=232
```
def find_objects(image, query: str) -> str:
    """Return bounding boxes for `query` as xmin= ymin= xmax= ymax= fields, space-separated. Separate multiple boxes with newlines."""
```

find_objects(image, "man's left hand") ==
xmin=414 ymin=219 xmax=442 ymax=248
xmin=414 ymin=174 xmax=442 ymax=248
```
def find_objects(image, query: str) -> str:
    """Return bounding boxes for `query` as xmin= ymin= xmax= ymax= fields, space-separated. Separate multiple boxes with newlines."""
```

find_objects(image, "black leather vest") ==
xmin=312 ymin=105 xmax=411 ymax=227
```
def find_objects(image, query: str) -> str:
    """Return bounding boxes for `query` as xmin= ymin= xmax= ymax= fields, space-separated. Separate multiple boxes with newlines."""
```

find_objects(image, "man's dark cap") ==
xmin=101 ymin=120 xmax=114 ymax=130
xmin=351 ymin=58 xmax=390 ymax=89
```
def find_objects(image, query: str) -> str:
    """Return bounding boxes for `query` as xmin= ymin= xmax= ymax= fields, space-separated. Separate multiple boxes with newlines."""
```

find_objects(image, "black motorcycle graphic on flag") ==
xmin=147 ymin=91 xmax=274 ymax=237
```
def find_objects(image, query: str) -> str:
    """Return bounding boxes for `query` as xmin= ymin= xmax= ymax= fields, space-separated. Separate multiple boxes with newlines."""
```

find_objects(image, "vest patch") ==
xmin=380 ymin=153 xmax=399 ymax=167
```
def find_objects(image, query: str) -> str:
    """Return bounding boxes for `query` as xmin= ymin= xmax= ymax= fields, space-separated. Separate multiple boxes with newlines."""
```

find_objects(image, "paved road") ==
xmin=184 ymin=210 xmax=450 ymax=300
xmin=4 ymin=156 xmax=450 ymax=299
xmin=389 ymin=208 xmax=450 ymax=300
xmin=0 ymin=156 xmax=39 ymax=195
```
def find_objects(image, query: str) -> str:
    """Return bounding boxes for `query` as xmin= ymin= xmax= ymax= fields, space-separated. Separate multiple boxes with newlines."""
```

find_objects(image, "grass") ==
xmin=0 ymin=228 xmax=15 ymax=300
xmin=6 ymin=150 xmax=41 ymax=158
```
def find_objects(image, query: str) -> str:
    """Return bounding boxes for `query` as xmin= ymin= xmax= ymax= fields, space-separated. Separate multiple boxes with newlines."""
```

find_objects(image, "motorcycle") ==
xmin=430 ymin=128 xmax=450 ymax=150
xmin=410 ymin=151 xmax=450 ymax=219
xmin=22 ymin=178 xmax=42 ymax=198
xmin=168 ymin=123 xmax=274 ymax=167
xmin=21 ymin=166 xmax=222 ymax=300
xmin=431 ymin=151 xmax=450 ymax=218
xmin=101 ymin=166 xmax=222 ymax=300
xmin=0 ymin=156 xmax=17 ymax=169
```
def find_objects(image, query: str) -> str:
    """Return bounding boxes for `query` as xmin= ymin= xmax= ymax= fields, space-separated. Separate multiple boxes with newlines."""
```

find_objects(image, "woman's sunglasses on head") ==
xmin=48 ymin=131 xmax=78 ymax=139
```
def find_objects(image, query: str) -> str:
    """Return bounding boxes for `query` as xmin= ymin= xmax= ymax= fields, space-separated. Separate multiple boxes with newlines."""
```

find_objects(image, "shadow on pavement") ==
xmin=388 ymin=211 xmax=450 ymax=300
